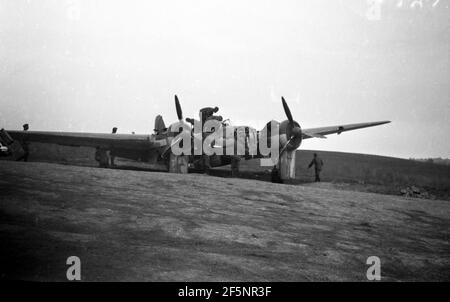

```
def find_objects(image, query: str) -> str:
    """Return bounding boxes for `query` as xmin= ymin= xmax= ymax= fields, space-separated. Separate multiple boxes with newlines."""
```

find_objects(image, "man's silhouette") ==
xmin=110 ymin=127 xmax=118 ymax=166
xmin=16 ymin=123 xmax=29 ymax=162
xmin=198 ymin=107 xmax=221 ymax=173
xmin=308 ymin=153 xmax=324 ymax=182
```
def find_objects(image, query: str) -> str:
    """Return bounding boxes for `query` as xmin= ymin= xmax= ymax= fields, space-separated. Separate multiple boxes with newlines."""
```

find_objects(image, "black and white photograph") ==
xmin=0 ymin=0 xmax=449 ymax=288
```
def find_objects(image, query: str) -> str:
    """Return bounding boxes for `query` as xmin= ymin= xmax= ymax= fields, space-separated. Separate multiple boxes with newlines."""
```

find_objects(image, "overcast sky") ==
xmin=0 ymin=0 xmax=448 ymax=158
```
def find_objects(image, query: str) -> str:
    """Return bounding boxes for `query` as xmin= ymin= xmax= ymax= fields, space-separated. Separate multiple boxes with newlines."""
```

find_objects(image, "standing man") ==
xmin=308 ymin=153 xmax=324 ymax=182
xmin=271 ymin=165 xmax=282 ymax=183
xmin=16 ymin=123 xmax=29 ymax=162
xmin=199 ymin=107 xmax=219 ymax=126
xmin=110 ymin=127 xmax=118 ymax=166
xmin=199 ymin=107 xmax=220 ymax=173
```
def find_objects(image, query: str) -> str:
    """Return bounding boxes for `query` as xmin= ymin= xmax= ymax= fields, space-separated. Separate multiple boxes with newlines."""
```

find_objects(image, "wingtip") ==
xmin=373 ymin=120 xmax=391 ymax=125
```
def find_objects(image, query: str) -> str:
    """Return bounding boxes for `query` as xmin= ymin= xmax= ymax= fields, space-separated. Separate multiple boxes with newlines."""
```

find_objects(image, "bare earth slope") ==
xmin=12 ymin=142 xmax=450 ymax=200
xmin=0 ymin=161 xmax=449 ymax=281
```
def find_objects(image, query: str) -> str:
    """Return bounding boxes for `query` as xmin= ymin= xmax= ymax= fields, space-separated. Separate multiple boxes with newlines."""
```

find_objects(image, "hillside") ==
xmin=0 ymin=161 xmax=449 ymax=281
xmin=237 ymin=150 xmax=450 ymax=200
xmin=3 ymin=142 xmax=450 ymax=200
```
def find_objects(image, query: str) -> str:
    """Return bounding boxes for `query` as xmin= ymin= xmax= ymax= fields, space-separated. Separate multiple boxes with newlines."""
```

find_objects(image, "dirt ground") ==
xmin=0 ymin=161 xmax=449 ymax=281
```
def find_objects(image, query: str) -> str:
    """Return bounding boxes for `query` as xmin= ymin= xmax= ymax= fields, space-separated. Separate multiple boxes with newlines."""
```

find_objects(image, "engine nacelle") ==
xmin=257 ymin=119 xmax=302 ymax=157
xmin=278 ymin=120 xmax=302 ymax=152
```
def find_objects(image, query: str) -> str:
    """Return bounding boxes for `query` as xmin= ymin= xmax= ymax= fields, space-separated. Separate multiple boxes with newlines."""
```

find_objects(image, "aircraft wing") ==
xmin=4 ymin=130 xmax=167 ymax=151
xmin=301 ymin=121 xmax=390 ymax=139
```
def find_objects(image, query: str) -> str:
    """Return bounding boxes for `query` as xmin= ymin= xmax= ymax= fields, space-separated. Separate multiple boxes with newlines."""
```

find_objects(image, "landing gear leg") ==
xmin=230 ymin=156 xmax=240 ymax=177
xmin=169 ymin=153 xmax=188 ymax=174
xmin=110 ymin=152 xmax=115 ymax=167
xmin=201 ymin=154 xmax=210 ymax=175
xmin=95 ymin=148 xmax=110 ymax=168
xmin=279 ymin=150 xmax=296 ymax=181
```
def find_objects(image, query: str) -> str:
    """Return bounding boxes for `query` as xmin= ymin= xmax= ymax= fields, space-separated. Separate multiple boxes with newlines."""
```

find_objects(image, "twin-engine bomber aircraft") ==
xmin=0 ymin=96 xmax=390 ymax=180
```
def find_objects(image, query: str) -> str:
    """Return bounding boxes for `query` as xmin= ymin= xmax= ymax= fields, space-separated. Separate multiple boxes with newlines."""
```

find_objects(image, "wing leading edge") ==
xmin=4 ymin=120 xmax=390 ymax=151
xmin=302 ymin=121 xmax=390 ymax=139
xmin=5 ymin=130 xmax=166 ymax=151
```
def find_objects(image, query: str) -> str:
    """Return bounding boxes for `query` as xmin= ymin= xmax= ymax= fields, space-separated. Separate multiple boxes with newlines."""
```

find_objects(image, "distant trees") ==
xmin=409 ymin=158 xmax=450 ymax=166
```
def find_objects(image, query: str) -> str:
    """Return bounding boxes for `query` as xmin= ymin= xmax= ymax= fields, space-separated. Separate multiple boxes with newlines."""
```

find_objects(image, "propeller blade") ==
xmin=279 ymin=138 xmax=293 ymax=156
xmin=175 ymin=95 xmax=183 ymax=121
xmin=161 ymin=136 xmax=183 ymax=158
xmin=281 ymin=96 xmax=293 ymax=123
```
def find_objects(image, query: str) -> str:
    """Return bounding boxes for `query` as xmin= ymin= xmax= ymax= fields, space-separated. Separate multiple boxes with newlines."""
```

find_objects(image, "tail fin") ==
xmin=0 ymin=129 xmax=25 ymax=160
xmin=0 ymin=129 xmax=14 ymax=145
xmin=154 ymin=115 xmax=167 ymax=134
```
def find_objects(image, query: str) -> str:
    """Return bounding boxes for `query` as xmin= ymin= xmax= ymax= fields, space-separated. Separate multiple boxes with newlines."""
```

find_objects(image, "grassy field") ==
xmin=4 ymin=142 xmax=450 ymax=200
xmin=238 ymin=150 xmax=450 ymax=200
xmin=1 ymin=161 xmax=449 ymax=281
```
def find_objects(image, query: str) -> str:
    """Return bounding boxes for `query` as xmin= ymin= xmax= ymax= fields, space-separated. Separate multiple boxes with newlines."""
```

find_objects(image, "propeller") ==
xmin=279 ymin=96 xmax=302 ymax=155
xmin=279 ymin=138 xmax=292 ymax=156
xmin=161 ymin=95 xmax=185 ymax=158
xmin=281 ymin=96 xmax=293 ymax=123
xmin=175 ymin=95 xmax=183 ymax=121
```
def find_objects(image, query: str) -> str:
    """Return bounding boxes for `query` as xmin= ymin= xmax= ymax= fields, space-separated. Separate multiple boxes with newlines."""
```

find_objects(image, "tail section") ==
xmin=154 ymin=115 xmax=167 ymax=134
xmin=0 ymin=129 xmax=25 ymax=160
xmin=0 ymin=129 xmax=14 ymax=145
